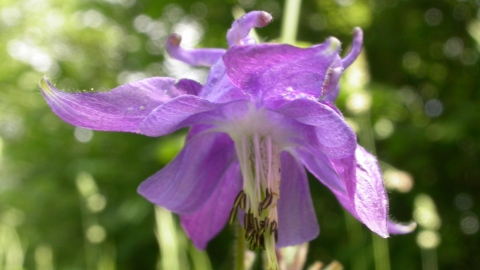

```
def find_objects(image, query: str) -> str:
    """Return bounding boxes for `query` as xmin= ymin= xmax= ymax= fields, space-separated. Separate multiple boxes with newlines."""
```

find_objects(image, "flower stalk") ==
xmin=234 ymin=224 xmax=246 ymax=270
xmin=281 ymin=0 xmax=303 ymax=44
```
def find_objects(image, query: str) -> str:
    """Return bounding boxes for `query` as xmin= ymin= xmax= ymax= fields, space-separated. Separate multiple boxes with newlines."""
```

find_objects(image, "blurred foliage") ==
xmin=0 ymin=0 xmax=479 ymax=269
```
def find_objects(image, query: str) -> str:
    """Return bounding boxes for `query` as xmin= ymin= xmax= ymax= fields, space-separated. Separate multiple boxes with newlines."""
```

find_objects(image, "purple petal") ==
xmin=137 ymin=131 xmax=236 ymax=214
xmin=297 ymin=143 xmax=389 ymax=237
xmin=322 ymin=28 xmax=363 ymax=103
xmin=296 ymin=145 xmax=346 ymax=194
xmin=276 ymin=152 xmax=319 ymax=247
xmin=166 ymin=33 xmax=226 ymax=67
xmin=320 ymin=41 xmax=344 ymax=100
xmin=324 ymin=147 xmax=389 ymax=237
xmin=180 ymin=162 xmax=242 ymax=249
xmin=388 ymin=220 xmax=417 ymax=234
xmin=199 ymin=60 xmax=249 ymax=103
xmin=227 ymin=11 xmax=272 ymax=46
xmin=322 ymin=84 xmax=340 ymax=103
xmin=351 ymin=146 xmax=388 ymax=237
xmin=40 ymin=77 xmax=204 ymax=134
xmin=329 ymin=155 xmax=357 ymax=214
xmin=137 ymin=95 xmax=221 ymax=137
xmin=341 ymin=27 xmax=363 ymax=69
xmin=223 ymin=38 xmax=341 ymax=100
xmin=296 ymin=148 xmax=362 ymax=228
xmin=295 ymin=140 xmax=355 ymax=218
xmin=321 ymin=99 xmax=344 ymax=116
xmin=320 ymin=65 xmax=342 ymax=99
xmin=270 ymin=98 xmax=357 ymax=159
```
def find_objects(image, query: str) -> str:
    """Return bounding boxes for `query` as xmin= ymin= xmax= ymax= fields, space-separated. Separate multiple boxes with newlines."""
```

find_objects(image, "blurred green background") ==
xmin=0 ymin=0 xmax=479 ymax=269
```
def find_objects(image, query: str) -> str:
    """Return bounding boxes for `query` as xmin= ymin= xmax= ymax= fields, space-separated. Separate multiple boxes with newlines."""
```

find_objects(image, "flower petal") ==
xmin=353 ymin=146 xmax=388 ymax=237
xmin=295 ymin=140 xmax=356 ymax=225
xmin=341 ymin=27 xmax=363 ymax=69
xmin=388 ymin=220 xmax=417 ymax=234
xmin=276 ymin=151 xmax=319 ymax=247
xmin=298 ymin=143 xmax=389 ymax=237
xmin=137 ymin=130 xmax=236 ymax=214
xmin=40 ymin=77 xmax=204 ymax=134
xmin=270 ymin=98 xmax=357 ymax=159
xmin=199 ymin=60 xmax=249 ymax=103
xmin=322 ymin=84 xmax=340 ymax=103
xmin=295 ymin=144 xmax=346 ymax=194
xmin=227 ymin=11 xmax=272 ymax=46
xmin=180 ymin=162 xmax=242 ymax=249
xmin=223 ymin=38 xmax=341 ymax=100
xmin=166 ymin=33 xmax=226 ymax=67
xmin=296 ymin=148 xmax=362 ymax=230
xmin=137 ymin=95 xmax=221 ymax=137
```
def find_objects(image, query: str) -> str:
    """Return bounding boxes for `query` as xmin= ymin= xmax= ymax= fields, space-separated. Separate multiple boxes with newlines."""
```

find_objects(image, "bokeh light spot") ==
xmin=76 ymin=172 xmax=98 ymax=198
xmin=425 ymin=8 xmax=442 ymax=26
xmin=374 ymin=118 xmax=394 ymax=140
xmin=86 ymin=225 xmax=106 ymax=244
xmin=417 ymin=230 xmax=441 ymax=249
xmin=133 ymin=14 xmax=153 ymax=33
xmin=173 ymin=17 xmax=204 ymax=47
xmin=414 ymin=194 xmax=441 ymax=230
xmin=403 ymin=51 xmax=421 ymax=70
xmin=146 ymin=21 xmax=167 ymax=40
xmin=444 ymin=37 xmax=464 ymax=58
xmin=424 ymin=99 xmax=443 ymax=117
xmin=7 ymin=39 xmax=57 ymax=73
xmin=164 ymin=4 xmax=184 ymax=23
xmin=454 ymin=193 xmax=473 ymax=211
xmin=384 ymin=169 xmax=413 ymax=193
xmin=239 ymin=0 xmax=256 ymax=9
xmin=87 ymin=194 xmax=107 ymax=213
xmin=460 ymin=213 xmax=479 ymax=235
xmin=335 ymin=0 xmax=355 ymax=7
xmin=346 ymin=93 xmax=371 ymax=114
xmin=103 ymin=0 xmax=136 ymax=8
xmin=1 ymin=7 xmax=22 ymax=26
xmin=74 ymin=127 xmax=94 ymax=143
xmin=82 ymin=9 xmax=105 ymax=28
xmin=309 ymin=14 xmax=327 ymax=31
xmin=34 ymin=245 xmax=53 ymax=270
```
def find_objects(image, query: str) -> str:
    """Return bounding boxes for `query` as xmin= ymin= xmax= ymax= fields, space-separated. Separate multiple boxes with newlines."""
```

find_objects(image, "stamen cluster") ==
xmin=229 ymin=189 xmax=279 ymax=250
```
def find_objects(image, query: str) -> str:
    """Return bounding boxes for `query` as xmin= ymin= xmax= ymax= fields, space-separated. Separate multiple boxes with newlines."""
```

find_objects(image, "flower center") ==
xmin=216 ymin=103 xmax=289 ymax=269
xmin=229 ymin=133 xmax=281 ymax=267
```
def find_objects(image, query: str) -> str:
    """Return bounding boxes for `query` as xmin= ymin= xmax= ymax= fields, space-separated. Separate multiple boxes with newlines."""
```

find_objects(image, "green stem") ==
xmin=421 ymin=248 xmax=438 ymax=270
xmin=281 ymin=0 xmax=303 ymax=44
xmin=234 ymin=224 xmax=246 ymax=270
xmin=344 ymin=212 xmax=367 ymax=270
xmin=372 ymin=234 xmax=390 ymax=270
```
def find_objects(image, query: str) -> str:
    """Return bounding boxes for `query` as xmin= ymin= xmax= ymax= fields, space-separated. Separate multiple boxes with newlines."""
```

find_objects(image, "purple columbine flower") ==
xmin=40 ymin=11 xmax=415 ymax=269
